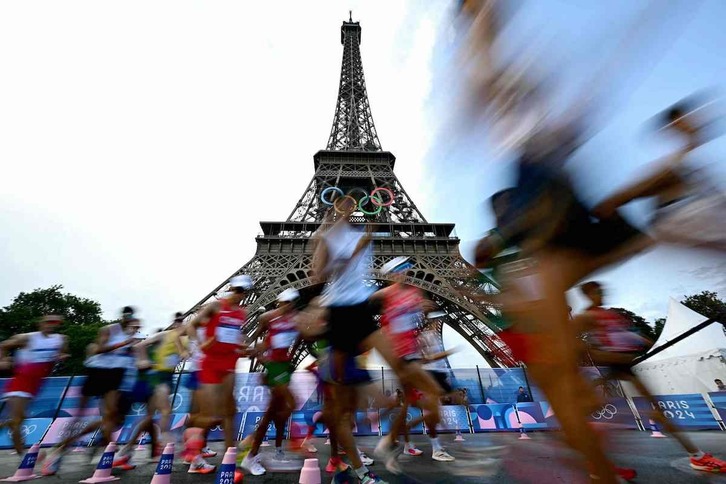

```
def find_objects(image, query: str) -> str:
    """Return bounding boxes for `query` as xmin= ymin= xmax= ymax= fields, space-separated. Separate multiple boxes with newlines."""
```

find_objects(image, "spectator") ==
xmin=516 ymin=386 xmax=533 ymax=403
xmin=716 ymin=379 xmax=726 ymax=391
xmin=395 ymin=388 xmax=404 ymax=406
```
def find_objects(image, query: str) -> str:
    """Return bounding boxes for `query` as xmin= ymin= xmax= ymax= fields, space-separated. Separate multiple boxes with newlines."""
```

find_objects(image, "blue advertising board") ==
xmin=380 ymin=407 xmax=424 ymax=435
xmin=469 ymin=404 xmax=517 ymax=432
xmin=631 ymin=393 xmax=719 ymax=430
xmin=0 ymin=418 xmax=52 ymax=449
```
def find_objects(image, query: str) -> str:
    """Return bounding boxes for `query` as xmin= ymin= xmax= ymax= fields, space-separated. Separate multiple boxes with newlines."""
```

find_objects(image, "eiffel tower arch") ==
xmin=187 ymin=16 xmax=517 ymax=371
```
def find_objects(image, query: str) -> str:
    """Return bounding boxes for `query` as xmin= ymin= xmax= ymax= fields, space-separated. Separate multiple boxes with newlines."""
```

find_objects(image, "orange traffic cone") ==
xmin=1 ymin=443 xmax=41 ymax=482
xmin=149 ymin=443 xmax=174 ymax=484
xmin=79 ymin=442 xmax=120 ymax=483
xmin=215 ymin=447 xmax=237 ymax=484
xmin=298 ymin=458 xmax=321 ymax=484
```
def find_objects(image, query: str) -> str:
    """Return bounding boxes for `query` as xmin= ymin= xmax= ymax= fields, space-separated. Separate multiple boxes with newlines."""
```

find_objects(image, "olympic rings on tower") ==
xmin=320 ymin=186 xmax=396 ymax=215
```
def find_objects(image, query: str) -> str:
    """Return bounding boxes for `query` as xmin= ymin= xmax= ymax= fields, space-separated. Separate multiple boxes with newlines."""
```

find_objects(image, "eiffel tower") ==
xmin=188 ymin=15 xmax=517 ymax=370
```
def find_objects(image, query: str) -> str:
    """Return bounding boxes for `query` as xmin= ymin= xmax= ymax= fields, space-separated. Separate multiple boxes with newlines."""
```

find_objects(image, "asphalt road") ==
xmin=3 ymin=431 xmax=726 ymax=483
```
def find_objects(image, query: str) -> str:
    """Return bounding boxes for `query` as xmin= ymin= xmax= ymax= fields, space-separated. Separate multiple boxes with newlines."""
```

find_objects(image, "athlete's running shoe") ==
xmin=234 ymin=468 xmax=244 ymax=484
xmin=325 ymin=456 xmax=349 ymax=473
xmin=404 ymin=445 xmax=423 ymax=456
xmin=615 ymin=467 xmax=637 ymax=481
xmin=333 ymin=467 xmax=356 ymax=484
xmin=359 ymin=451 xmax=374 ymax=466
xmin=432 ymin=449 xmax=455 ymax=462
xmin=240 ymin=452 xmax=266 ymax=476
xmin=690 ymin=453 xmax=726 ymax=473
xmin=360 ymin=471 xmax=388 ymax=484
xmin=188 ymin=457 xmax=216 ymax=474
xmin=40 ymin=450 xmax=64 ymax=476
xmin=112 ymin=452 xmax=136 ymax=470
xmin=301 ymin=437 xmax=318 ymax=453
xmin=201 ymin=446 xmax=217 ymax=458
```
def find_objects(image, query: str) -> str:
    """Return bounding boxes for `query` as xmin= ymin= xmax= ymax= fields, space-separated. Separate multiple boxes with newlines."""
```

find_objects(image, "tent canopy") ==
xmin=642 ymin=298 xmax=724 ymax=362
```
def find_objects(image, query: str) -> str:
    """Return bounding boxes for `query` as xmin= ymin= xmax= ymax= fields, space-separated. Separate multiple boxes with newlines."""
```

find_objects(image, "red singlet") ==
xmin=263 ymin=314 xmax=298 ymax=363
xmin=588 ymin=306 xmax=647 ymax=353
xmin=204 ymin=299 xmax=246 ymax=366
xmin=381 ymin=285 xmax=423 ymax=359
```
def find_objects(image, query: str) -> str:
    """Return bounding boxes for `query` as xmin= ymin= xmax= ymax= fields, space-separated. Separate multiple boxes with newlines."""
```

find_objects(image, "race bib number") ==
xmin=271 ymin=331 xmax=298 ymax=349
xmin=216 ymin=324 xmax=241 ymax=345
xmin=391 ymin=313 xmax=418 ymax=334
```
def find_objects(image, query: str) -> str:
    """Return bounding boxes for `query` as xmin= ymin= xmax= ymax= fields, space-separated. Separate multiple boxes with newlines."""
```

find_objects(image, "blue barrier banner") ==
xmin=0 ymin=418 xmax=52 ymax=449
xmin=587 ymin=398 xmax=639 ymax=429
xmin=208 ymin=413 xmax=245 ymax=441
xmin=353 ymin=409 xmax=380 ymax=436
xmin=707 ymin=392 xmax=726 ymax=421
xmin=41 ymin=416 xmax=98 ymax=446
xmin=632 ymin=393 xmax=719 ymax=430
xmin=429 ymin=405 xmax=469 ymax=433
xmin=240 ymin=412 xmax=282 ymax=440
xmin=380 ymin=407 xmax=424 ymax=435
xmin=0 ymin=376 xmax=70 ymax=419
xmin=469 ymin=404 xmax=516 ymax=432
xmin=514 ymin=402 xmax=550 ymax=430
xmin=537 ymin=401 xmax=559 ymax=428
xmin=289 ymin=410 xmax=327 ymax=439
xmin=54 ymin=376 xmax=101 ymax=418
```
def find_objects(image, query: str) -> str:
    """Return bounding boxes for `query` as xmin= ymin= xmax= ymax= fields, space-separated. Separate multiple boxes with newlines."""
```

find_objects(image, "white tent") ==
xmin=624 ymin=299 xmax=726 ymax=395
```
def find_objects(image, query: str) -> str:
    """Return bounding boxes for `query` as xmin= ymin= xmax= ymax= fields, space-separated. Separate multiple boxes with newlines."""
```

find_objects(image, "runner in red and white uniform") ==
xmin=0 ymin=315 xmax=68 ymax=455
xmin=240 ymin=288 xmax=300 ymax=476
xmin=182 ymin=314 xmax=217 ymax=462
xmin=577 ymin=281 xmax=726 ymax=474
xmin=183 ymin=274 xmax=252 ymax=474
xmin=371 ymin=257 xmax=451 ymax=472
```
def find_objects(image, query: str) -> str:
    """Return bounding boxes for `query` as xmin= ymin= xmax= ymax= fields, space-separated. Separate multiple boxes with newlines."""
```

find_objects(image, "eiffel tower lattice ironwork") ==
xmin=187 ymin=16 xmax=517 ymax=371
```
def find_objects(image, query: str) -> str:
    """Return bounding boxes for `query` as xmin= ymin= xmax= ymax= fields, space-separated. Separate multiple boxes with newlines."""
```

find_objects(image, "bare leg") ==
xmin=4 ymin=397 xmax=28 ymax=454
xmin=221 ymin=373 xmax=237 ymax=450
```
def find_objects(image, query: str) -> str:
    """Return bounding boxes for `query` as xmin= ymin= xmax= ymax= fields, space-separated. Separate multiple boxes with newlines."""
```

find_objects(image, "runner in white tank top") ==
xmin=0 ymin=315 xmax=68 ymax=455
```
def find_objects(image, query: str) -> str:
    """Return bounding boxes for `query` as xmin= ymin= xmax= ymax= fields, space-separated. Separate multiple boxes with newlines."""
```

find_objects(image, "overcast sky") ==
xmin=1 ymin=1 xmax=724 ymax=368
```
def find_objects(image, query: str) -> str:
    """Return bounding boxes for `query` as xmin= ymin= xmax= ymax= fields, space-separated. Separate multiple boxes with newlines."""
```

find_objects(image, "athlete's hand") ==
xmin=137 ymin=359 xmax=152 ymax=370
xmin=592 ymin=199 xmax=618 ymax=220
xmin=58 ymin=353 xmax=71 ymax=361
xmin=0 ymin=357 xmax=12 ymax=370
xmin=180 ymin=351 xmax=190 ymax=360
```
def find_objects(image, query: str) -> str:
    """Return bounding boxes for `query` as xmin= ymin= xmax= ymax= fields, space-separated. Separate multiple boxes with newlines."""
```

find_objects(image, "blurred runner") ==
xmin=183 ymin=310 xmax=217 ymax=462
xmin=0 ymin=315 xmax=68 ymax=456
xmin=576 ymin=281 xmax=726 ymax=473
xmin=311 ymin=202 xmax=395 ymax=484
xmin=143 ymin=312 xmax=188 ymax=445
xmin=182 ymin=274 xmax=253 ymax=474
xmin=240 ymin=288 xmax=301 ymax=475
xmin=41 ymin=312 xmax=141 ymax=475
xmin=372 ymin=257 xmax=451 ymax=472
xmin=594 ymin=96 xmax=726 ymax=252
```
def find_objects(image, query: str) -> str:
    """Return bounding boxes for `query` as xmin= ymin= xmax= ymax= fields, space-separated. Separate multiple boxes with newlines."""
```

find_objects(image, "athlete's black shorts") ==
xmin=328 ymin=302 xmax=377 ymax=355
xmin=427 ymin=370 xmax=453 ymax=394
xmin=82 ymin=367 xmax=125 ymax=397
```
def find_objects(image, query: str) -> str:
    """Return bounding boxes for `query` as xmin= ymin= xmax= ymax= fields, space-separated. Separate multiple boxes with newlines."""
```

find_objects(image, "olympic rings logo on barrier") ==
xmin=591 ymin=403 xmax=617 ymax=420
xmin=320 ymin=187 xmax=395 ymax=215
xmin=7 ymin=425 xmax=38 ymax=437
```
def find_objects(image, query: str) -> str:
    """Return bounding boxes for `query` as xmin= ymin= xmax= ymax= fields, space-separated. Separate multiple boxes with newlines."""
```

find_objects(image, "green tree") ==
xmin=610 ymin=307 xmax=656 ymax=341
xmin=0 ymin=285 xmax=107 ymax=375
xmin=682 ymin=291 xmax=726 ymax=321
xmin=653 ymin=317 xmax=666 ymax=340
